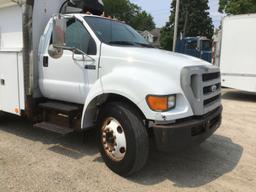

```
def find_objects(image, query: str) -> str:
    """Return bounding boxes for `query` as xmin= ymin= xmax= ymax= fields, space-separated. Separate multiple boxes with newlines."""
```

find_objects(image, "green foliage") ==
xmin=103 ymin=0 xmax=155 ymax=31
xmin=160 ymin=26 xmax=173 ymax=51
xmin=130 ymin=11 xmax=155 ymax=31
xmin=219 ymin=0 xmax=256 ymax=14
xmin=160 ymin=0 xmax=214 ymax=50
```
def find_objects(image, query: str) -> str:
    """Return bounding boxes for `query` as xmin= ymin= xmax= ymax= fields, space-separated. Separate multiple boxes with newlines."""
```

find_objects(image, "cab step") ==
xmin=39 ymin=101 xmax=80 ymax=115
xmin=37 ymin=101 xmax=82 ymax=131
xmin=33 ymin=122 xmax=74 ymax=135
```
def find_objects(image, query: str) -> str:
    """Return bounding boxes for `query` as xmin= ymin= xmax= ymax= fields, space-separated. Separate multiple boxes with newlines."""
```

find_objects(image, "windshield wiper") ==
xmin=108 ymin=41 xmax=136 ymax=46
xmin=108 ymin=41 xmax=154 ymax=48
xmin=135 ymin=42 xmax=154 ymax=48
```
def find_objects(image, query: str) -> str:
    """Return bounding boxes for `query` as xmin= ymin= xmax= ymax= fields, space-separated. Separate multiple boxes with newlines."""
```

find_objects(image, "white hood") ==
xmin=100 ymin=44 xmax=211 ymax=73
xmin=123 ymin=47 xmax=210 ymax=68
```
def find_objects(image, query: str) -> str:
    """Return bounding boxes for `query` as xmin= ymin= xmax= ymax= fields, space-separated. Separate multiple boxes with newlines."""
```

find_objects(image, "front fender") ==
xmin=101 ymin=67 xmax=193 ymax=121
xmin=81 ymin=67 xmax=193 ymax=129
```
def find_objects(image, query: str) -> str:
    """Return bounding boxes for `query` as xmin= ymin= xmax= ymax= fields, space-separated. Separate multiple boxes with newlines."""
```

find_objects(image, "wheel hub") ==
xmin=101 ymin=117 xmax=127 ymax=162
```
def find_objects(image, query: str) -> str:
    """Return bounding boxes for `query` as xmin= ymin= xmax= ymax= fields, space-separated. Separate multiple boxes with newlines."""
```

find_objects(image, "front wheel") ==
xmin=97 ymin=102 xmax=149 ymax=176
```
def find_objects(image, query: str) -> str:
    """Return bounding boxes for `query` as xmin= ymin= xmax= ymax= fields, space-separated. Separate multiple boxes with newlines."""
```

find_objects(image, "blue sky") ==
xmin=130 ymin=0 xmax=225 ymax=28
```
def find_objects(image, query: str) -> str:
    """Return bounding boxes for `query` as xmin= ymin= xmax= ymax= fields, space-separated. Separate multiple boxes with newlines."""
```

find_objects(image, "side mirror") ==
xmin=52 ymin=15 xmax=66 ymax=49
xmin=48 ymin=44 xmax=63 ymax=59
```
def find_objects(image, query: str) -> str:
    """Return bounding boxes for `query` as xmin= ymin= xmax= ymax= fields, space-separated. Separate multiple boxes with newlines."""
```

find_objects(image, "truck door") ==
xmin=40 ymin=18 xmax=99 ymax=104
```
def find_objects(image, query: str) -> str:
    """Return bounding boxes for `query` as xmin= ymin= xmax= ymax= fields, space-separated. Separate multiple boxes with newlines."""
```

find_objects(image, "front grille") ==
xmin=203 ymin=83 xmax=221 ymax=94
xmin=181 ymin=66 xmax=222 ymax=115
xmin=202 ymin=72 xmax=220 ymax=81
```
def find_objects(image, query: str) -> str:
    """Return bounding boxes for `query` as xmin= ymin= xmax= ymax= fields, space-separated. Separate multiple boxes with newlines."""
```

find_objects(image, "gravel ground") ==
xmin=0 ymin=89 xmax=256 ymax=192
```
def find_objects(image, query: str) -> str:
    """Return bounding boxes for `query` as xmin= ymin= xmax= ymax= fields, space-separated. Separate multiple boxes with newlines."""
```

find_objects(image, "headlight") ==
xmin=146 ymin=95 xmax=176 ymax=112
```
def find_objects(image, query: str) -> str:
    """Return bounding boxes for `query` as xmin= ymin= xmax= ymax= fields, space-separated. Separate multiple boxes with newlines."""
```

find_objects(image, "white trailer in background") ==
xmin=219 ymin=14 xmax=256 ymax=93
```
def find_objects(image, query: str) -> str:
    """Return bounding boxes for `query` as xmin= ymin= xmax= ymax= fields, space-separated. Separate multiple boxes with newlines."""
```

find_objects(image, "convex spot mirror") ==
xmin=48 ymin=44 xmax=63 ymax=59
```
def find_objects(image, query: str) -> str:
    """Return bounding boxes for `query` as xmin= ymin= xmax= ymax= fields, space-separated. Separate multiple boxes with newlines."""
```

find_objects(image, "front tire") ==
xmin=97 ymin=102 xmax=149 ymax=176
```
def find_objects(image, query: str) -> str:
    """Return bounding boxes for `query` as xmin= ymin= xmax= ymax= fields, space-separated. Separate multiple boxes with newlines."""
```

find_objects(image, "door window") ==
xmin=65 ymin=19 xmax=96 ymax=55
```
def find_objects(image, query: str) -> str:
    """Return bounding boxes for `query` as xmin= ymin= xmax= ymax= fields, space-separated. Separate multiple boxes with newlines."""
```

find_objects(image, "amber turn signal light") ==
xmin=146 ymin=95 xmax=176 ymax=112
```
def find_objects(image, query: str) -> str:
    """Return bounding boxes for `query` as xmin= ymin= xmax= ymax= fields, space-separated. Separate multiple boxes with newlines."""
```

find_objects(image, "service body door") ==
xmin=0 ymin=51 xmax=24 ymax=115
xmin=0 ymin=5 xmax=25 ymax=115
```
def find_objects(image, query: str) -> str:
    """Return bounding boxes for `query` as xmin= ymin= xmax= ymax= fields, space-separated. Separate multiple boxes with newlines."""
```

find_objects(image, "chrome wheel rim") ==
xmin=101 ymin=117 xmax=127 ymax=162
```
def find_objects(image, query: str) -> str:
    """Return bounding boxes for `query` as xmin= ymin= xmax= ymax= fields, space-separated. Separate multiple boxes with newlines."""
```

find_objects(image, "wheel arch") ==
xmin=81 ymin=93 xmax=146 ymax=130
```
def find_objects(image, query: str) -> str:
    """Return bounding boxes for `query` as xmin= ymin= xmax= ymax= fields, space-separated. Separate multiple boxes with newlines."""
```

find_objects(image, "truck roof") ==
xmin=71 ymin=13 xmax=126 ymax=24
xmin=223 ymin=13 xmax=256 ymax=21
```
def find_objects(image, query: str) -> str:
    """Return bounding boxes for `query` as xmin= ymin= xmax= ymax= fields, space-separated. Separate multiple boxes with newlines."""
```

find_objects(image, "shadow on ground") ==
xmin=130 ymin=134 xmax=243 ymax=188
xmin=0 ymin=115 xmax=243 ymax=188
xmin=222 ymin=89 xmax=256 ymax=102
xmin=0 ymin=115 xmax=99 ymax=159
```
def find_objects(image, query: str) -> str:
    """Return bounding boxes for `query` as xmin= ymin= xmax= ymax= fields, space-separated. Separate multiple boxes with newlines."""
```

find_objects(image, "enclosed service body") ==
xmin=219 ymin=14 xmax=256 ymax=93
xmin=0 ymin=0 xmax=67 ymax=115
xmin=0 ymin=0 xmax=222 ymax=176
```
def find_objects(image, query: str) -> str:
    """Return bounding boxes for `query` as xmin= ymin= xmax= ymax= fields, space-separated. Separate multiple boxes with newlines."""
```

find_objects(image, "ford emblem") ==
xmin=211 ymin=85 xmax=217 ymax=92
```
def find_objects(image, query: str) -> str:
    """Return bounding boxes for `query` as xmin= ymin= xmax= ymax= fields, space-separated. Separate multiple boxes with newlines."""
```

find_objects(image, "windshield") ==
xmin=84 ymin=16 xmax=152 ymax=47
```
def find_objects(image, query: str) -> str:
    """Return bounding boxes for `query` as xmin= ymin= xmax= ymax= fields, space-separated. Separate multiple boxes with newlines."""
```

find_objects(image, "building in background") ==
xmin=140 ymin=28 xmax=161 ymax=47
xmin=141 ymin=30 xmax=154 ymax=43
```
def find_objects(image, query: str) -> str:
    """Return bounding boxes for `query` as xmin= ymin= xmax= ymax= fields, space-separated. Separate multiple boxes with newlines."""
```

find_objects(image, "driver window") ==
xmin=65 ymin=19 xmax=96 ymax=55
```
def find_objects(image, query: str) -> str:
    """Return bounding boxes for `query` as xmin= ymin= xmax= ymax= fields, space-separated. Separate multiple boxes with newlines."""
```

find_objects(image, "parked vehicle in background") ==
xmin=0 ymin=0 xmax=222 ymax=176
xmin=176 ymin=36 xmax=212 ymax=63
xmin=215 ymin=14 xmax=256 ymax=93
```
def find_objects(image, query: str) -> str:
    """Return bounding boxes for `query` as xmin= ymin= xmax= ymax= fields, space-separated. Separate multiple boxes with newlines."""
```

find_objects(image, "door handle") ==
xmin=43 ymin=56 xmax=48 ymax=67
xmin=84 ymin=65 xmax=96 ymax=70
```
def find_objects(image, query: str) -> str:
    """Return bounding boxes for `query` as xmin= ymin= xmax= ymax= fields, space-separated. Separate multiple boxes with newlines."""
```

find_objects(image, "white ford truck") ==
xmin=0 ymin=0 xmax=222 ymax=176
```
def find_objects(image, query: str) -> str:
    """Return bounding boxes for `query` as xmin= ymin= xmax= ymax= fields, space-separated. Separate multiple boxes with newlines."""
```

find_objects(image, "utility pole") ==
xmin=172 ymin=0 xmax=180 ymax=52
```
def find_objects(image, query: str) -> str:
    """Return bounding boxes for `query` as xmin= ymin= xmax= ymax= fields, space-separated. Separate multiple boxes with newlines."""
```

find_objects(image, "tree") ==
xmin=130 ymin=11 xmax=155 ymax=31
xmin=103 ymin=0 xmax=155 ymax=31
xmin=219 ymin=0 xmax=256 ymax=14
xmin=160 ymin=0 xmax=214 ymax=50
xmin=160 ymin=26 xmax=173 ymax=51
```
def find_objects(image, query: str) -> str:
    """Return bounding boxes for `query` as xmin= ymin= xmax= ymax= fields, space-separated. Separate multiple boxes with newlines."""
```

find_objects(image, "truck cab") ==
xmin=176 ymin=36 xmax=212 ymax=63
xmin=0 ymin=0 xmax=222 ymax=176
